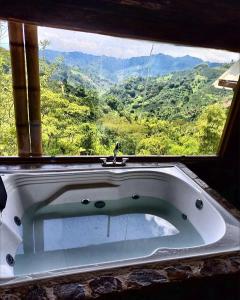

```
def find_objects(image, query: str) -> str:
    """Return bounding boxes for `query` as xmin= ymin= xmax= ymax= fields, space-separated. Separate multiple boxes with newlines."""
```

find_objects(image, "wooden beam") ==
xmin=218 ymin=79 xmax=238 ymax=89
xmin=0 ymin=1 xmax=240 ymax=52
xmin=218 ymin=76 xmax=240 ymax=157
xmin=8 ymin=22 xmax=31 ymax=157
xmin=24 ymin=24 xmax=42 ymax=156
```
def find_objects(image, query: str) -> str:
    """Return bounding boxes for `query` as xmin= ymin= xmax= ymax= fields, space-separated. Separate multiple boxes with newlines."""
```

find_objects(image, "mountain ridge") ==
xmin=42 ymin=49 xmax=220 ymax=82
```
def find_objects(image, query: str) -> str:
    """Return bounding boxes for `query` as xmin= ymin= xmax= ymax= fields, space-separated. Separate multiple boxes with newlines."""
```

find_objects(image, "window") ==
xmin=0 ymin=21 xmax=17 ymax=156
xmin=1 ymin=22 xmax=239 ymax=157
xmin=38 ymin=26 xmax=239 ymax=156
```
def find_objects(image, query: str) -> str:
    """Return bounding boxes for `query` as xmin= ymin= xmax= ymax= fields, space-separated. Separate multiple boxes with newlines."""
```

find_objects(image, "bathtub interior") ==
xmin=0 ymin=167 xmax=237 ymax=281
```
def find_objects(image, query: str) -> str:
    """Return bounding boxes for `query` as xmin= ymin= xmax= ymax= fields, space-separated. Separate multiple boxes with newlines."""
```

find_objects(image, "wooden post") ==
xmin=8 ymin=22 xmax=31 ymax=157
xmin=24 ymin=24 xmax=42 ymax=156
xmin=218 ymin=76 xmax=240 ymax=157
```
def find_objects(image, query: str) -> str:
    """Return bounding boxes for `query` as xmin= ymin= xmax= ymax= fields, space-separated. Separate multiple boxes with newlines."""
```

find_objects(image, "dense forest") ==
xmin=0 ymin=41 xmax=233 ymax=156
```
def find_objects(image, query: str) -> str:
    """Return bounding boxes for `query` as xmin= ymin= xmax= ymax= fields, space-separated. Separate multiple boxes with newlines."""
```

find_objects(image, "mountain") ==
xmin=42 ymin=50 xmax=216 ymax=82
xmin=104 ymin=63 xmax=232 ymax=121
xmin=55 ymin=64 xmax=113 ymax=91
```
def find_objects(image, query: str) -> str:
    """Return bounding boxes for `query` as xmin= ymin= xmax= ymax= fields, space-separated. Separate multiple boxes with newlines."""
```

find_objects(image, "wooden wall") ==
xmin=0 ymin=1 xmax=240 ymax=52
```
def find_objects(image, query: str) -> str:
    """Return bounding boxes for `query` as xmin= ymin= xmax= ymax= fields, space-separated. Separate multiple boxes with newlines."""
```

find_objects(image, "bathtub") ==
xmin=0 ymin=165 xmax=239 ymax=285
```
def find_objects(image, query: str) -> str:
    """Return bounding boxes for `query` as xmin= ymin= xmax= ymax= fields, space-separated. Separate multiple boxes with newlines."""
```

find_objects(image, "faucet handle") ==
xmin=122 ymin=158 xmax=129 ymax=165
xmin=100 ymin=158 xmax=107 ymax=166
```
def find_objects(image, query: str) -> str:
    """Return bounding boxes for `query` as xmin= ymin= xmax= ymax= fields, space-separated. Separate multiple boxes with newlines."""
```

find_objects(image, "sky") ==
xmin=37 ymin=27 xmax=240 ymax=63
xmin=0 ymin=21 xmax=239 ymax=63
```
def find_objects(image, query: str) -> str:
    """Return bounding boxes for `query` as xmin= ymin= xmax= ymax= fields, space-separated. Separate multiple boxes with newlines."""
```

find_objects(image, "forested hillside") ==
xmin=0 ymin=46 xmax=233 ymax=156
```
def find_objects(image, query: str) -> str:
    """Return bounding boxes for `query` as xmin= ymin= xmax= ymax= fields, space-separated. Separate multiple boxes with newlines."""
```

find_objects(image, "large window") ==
xmin=0 ymin=21 xmax=17 ymax=156
xmin=38 ymin=26 xmax=239 ymax=156
xmin=0 ymin=22 xmax=239 ymax=157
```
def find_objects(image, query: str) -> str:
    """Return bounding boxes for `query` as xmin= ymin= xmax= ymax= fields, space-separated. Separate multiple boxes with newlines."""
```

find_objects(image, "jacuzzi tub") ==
xmin=0 ymin=165 xmax=239 ymax=284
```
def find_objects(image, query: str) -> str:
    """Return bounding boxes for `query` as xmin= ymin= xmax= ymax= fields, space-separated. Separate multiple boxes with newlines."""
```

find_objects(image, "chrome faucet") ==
xmin=113 ymin=142 xmax=120 ymax=164
xmin=100 ymin=142 xmax=128 ymax=167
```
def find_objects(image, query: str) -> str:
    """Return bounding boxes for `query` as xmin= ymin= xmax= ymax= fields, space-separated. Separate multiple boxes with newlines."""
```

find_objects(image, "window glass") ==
xmin=1 ymin=22 xmax=239 ymax=157
xmin=0 ymin=21 xmax=17 ymax=156
xmin=37 ymin=27 xmax=240 ymax=155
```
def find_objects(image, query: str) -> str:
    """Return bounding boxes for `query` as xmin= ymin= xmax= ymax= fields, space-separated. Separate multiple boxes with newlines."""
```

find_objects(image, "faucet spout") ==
xmin=113 ymin=142 xmax=120 ymax=164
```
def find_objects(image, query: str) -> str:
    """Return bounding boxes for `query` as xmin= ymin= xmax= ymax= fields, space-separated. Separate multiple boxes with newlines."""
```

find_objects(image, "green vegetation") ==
xmin=0 ymin=48 xmax=17 ymax=155
xmin=0 ymin=44 xmax=233 ymax=156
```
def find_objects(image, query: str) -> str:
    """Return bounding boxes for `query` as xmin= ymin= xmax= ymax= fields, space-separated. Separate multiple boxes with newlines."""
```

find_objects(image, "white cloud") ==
xmin=38 ymin=26 xmax=240 ymax=63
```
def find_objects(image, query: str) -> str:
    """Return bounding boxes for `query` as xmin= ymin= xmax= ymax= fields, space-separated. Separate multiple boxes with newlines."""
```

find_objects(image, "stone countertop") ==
xmin=0 ymin=163 xmax=239 ymax=299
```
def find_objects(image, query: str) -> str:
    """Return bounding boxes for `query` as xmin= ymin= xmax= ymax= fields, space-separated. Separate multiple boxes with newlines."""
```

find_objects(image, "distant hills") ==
xmin=42 ymin=49 xmax=220 ymax=82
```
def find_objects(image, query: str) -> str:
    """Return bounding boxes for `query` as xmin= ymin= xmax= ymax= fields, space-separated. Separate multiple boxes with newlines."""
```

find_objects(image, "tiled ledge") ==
xmin=0 ymin=252 xmax=240 ymax=299
xmin=0 ymin=163 xmax=239 ymax=299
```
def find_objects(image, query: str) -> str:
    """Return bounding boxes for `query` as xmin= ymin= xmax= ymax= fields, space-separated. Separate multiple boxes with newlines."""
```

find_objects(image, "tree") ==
xmin=40 ymin=39 xmax=50 ymax=61
xmin=137 ymin=135 xmax=171 ymax=155
xmin=79 ymin=123 xmax=98 ymax=155
xmin=0 ymin=48 xmax=17 ymax=155
xmin=197 ymin=103 xmax=226 ymax=154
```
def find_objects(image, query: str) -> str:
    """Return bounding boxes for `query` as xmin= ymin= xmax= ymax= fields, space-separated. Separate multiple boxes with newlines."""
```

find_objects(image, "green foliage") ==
xmin=104 ymin=64 xmax=232 ymax=122
xmin=137 ymin=135 xmax=171 ymax=155
xmin=0 ymin=48 xmax=17 ymax=155
xmin=0 ymin=45 xmax=233 ymax=156
xmin=197 ymin=103 xmax=227 ymax=154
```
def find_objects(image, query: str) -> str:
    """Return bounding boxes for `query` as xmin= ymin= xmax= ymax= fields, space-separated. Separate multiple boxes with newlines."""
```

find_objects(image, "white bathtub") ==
xmin=0 ymin=165 xmax=239 ymax=284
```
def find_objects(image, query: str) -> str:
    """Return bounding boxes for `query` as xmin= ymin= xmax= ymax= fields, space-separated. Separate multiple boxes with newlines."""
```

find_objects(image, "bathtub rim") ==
xmin=2 ymin=165 xmax=238 ymax=226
